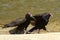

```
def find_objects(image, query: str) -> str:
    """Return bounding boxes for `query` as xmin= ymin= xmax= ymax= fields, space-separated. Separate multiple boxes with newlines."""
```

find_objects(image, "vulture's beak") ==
xmin=49 ymin=12 xmax=53 ymax=17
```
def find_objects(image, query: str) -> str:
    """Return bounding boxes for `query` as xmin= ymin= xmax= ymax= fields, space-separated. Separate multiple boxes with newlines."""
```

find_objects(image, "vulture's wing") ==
xmin=13 ymin=18 xmax=26 ymax=26
xmin=2 ymin=18 xmax=26 ymax=28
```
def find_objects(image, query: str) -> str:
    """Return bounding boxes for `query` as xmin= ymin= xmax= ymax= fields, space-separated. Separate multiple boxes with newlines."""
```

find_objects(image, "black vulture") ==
xmin=2 ymin=12 xmax=36 ymax=34
xmin=26 ymin=12 xmax=52 ymax=34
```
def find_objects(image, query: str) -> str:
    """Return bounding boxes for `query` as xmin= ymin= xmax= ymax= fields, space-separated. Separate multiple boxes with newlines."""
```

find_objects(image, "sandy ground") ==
xmin=0 ymin=33 xmax=60 ymax=40
xmin=0 ymin=27 xmax=15 ymax=34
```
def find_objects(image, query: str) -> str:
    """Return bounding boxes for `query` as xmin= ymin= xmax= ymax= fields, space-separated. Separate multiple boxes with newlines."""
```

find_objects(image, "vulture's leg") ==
xmin=24 ymin=28 xmax=27 ymax=34
xmin=26 ymin=27 xmax=36 ymax=34
xmin=37 ymin=29 xmax=40 ymax=34
xmin=43 ymin=26 xmax=48 ymax=32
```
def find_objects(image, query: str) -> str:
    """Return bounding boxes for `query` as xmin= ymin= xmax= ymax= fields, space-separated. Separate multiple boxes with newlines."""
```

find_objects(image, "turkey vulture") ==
xmin=2 ymin=12 xmax=36 ymax=34
xmin=26 ymin=12 xmax=52 ymax=34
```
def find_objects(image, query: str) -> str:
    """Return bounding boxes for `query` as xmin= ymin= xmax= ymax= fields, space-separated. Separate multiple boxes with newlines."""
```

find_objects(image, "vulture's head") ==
xmin=25 ymin=12 xmax=36 ymax=25
xmin=46 ymin=12 xmax=52 ymax=17
xmin=42 ymin=12 xmax=53 ymax=22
